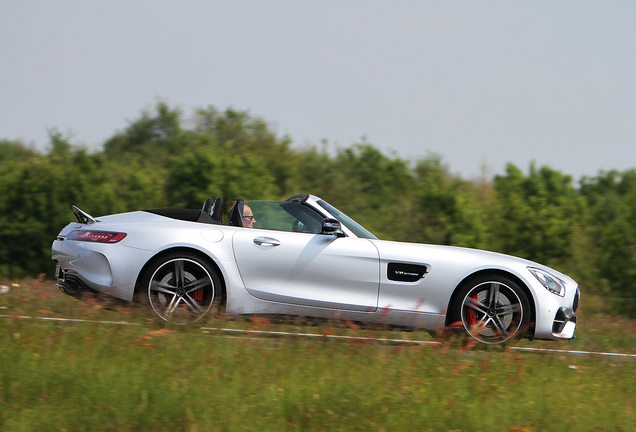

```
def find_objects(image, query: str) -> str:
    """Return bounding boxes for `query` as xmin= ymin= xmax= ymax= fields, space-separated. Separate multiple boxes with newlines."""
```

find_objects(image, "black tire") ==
xmin=140 ymin=252 xmax=219 ymax=325
xmin=448 ymin=274 xmax=531 ymax=346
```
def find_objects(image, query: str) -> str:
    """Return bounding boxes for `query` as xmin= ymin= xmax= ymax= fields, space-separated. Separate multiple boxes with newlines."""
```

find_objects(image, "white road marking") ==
xmin=0 ymin=314 xmax=138 ymax=325
xmin=201 ymin=326 xmax=440 ymax=345
xmin=511 ymin=346 xmax=636 ymax=358
xmin=2 ymin=314 xmax=635 ymax=358
xmin=201 ymin=327 xmax=636 ymax=358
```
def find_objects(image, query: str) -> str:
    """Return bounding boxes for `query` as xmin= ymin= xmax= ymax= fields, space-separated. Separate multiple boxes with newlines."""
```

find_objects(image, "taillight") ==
xmin=67 ymin=230 xmax=127 ymax=243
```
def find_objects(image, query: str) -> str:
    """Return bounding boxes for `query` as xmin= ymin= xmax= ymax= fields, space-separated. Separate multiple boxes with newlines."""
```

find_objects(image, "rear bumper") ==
xmin=55 ymin=265 xmax=99 ymax=299
xmin=52 ymin=238 xmax=152 ymax=302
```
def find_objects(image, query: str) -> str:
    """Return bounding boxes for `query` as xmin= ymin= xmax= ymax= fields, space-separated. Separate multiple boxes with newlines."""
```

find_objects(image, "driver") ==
xmin=242 ymin=204 xmax=256 ymax=228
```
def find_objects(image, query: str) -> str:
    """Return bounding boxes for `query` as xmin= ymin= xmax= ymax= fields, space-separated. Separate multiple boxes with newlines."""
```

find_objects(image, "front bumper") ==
xmin=552 ymin=307 xmax=577 ymax=339
xmin=550 ymin=287 xmax=580 ymax=339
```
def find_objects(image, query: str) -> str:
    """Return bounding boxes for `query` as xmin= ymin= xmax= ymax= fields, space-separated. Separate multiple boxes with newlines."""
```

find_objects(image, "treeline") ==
xmin=1 ymin=103 xmax=635 ymax=315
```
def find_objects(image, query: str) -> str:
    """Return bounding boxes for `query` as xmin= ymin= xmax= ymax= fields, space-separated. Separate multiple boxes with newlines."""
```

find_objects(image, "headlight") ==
xmin=528 ymin=267 xmax=565 ymax=297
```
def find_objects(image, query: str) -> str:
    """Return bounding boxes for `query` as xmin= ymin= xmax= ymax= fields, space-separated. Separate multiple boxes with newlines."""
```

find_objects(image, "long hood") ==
xmin=369 ymin=239 xmax=573 ymax=284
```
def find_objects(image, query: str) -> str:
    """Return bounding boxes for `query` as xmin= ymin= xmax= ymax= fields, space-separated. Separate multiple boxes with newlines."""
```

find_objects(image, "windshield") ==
xmin=245 ymin=200 xmax=324 ymax=234
xmin=317 ymin=200 xmax=377 ymax=239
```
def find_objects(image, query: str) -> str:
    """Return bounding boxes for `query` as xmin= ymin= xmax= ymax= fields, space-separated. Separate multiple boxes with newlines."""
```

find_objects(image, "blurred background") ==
xmin=1 ymin=1 xmax=635 ymax=316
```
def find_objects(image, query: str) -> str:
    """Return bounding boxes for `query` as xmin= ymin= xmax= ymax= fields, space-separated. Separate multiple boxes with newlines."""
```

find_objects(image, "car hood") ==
xmin=368 ymin=238 xmax=573 ymax=283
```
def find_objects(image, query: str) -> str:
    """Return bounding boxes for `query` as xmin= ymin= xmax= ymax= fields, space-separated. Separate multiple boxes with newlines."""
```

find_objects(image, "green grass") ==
xmin=1 ymin=279 xmax=635 ymax=432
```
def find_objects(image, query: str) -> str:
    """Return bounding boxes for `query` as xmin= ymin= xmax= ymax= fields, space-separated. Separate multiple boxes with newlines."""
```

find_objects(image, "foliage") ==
xmin=0 ymin=139 xmax=41 ymax=164
xmin=580 ymin=170 xmax=636 ymax=315
xmin=103 ymin=102 xmax=185 ymax=165
xmin=301 ymin=143 xmax=413 ymax=239
xmin=409 ymin=155 xmax=491 ymax=248
xmin=165 ymin=143 xmax=278 ymax=208
xmin=0 ymin=279 xmax=635 ymax=432
xmin=1 ymin=101 xmax=635 ymax=315
xmin=491 ymin=163 xmax=582 ymax=267
xmin=194 ymin=106 xmax=298 ymax=197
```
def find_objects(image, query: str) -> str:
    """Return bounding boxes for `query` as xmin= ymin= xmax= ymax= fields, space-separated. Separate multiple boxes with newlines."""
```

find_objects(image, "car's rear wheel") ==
xmin=449 ymin=274 xmax=531 ymax=346
xmin=141 ymin=252 xmax=219 ymax=325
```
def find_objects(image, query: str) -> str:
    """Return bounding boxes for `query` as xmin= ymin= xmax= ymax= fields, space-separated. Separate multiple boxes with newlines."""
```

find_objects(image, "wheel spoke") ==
xmin=164 ymin=295 xmax=181 ymax=317
xmin=150 ymin=281 xmax=177 ymax=295
xmin=491 ymin=315 xmax=509 ymax=337
xmin=488 ymin=283 xmax=500 ymax=308
xmin=182 ymin=295 xmax=204 ymax=314
xmin=470 ymin=315 xmax=490 ymax=331
xmin=477 ymin=314 xmax=490 ymax=326
xmin=464 ymin=296 xmax=488 ymax=315
xmin=174 ymin=260 xmax=186 ymax=287
xmin=184 ymin=277 xmax=211 ymax=294
xmin=496 ymin=302 xmax=521 ymax=316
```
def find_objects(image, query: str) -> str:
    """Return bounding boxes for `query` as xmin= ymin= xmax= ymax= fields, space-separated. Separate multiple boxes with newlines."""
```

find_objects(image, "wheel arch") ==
xmin=134 ymin=246 xmax=227 ymax=312
xmin=445 ymin=268 xmax=536 ymax=336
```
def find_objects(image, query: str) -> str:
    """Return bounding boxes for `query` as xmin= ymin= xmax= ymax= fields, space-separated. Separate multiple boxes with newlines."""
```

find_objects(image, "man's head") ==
xmin=242 ymin=204 xmax=256 ymax=228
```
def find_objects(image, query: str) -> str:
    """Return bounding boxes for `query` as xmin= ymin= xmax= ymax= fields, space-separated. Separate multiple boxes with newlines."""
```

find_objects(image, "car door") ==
xmin=232 ymin=228 xmax=380 ymax=312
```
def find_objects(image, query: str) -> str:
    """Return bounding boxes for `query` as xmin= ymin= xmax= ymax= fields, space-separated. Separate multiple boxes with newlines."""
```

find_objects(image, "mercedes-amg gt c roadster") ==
xmin=52 ymin=194 xmax=579 ymax=346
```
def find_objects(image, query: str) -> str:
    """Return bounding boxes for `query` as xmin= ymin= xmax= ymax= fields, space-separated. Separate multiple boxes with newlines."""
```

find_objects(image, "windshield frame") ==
xmin=316 ymin=200 xmax=377 ymax=239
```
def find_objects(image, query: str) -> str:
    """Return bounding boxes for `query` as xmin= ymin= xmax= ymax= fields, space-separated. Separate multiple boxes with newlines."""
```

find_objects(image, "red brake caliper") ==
xmin=467 ymin=294 xmax=478 ymax=325
xmin=193 ymin=289 xmax=203 ymax=302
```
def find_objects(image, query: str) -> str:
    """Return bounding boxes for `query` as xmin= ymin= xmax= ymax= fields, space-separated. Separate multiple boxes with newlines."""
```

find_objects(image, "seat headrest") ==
xmin=228 ymin=199 xmax=244 ymax=227
xmin=211 ymin=197 xmax=224 ymax=223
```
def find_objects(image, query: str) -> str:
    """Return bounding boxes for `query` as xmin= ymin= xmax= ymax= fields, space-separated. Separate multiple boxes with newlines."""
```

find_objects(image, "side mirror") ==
xmin=322 ymin=218 xmax=345 ymax=237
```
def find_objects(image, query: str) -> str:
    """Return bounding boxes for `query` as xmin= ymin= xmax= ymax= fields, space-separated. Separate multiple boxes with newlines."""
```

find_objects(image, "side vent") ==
xmin=387 ymin=263 xmax=428 ymax=282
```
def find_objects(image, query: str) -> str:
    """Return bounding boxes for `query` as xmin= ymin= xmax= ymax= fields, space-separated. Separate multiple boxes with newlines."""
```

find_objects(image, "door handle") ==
xmin=253 ymin=237 xmax=281 ymax=247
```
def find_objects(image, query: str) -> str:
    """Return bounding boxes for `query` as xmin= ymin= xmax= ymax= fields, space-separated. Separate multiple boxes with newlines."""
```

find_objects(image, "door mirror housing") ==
xmin=322 ymin=218 xmax=345 ymax=237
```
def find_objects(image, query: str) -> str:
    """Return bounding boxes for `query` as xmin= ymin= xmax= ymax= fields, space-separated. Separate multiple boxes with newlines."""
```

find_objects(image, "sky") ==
xmin=2 ymin=1 xmax=635 ymax=181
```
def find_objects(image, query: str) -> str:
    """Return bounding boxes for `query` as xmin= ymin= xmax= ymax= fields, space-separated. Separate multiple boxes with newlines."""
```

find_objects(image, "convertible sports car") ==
xmin=51 ymin=194 xmax=579 ymax=346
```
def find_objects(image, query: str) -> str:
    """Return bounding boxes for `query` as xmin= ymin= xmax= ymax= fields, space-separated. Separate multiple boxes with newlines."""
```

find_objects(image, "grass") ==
xmin=1 ymin=278 xmax=635 ymax=432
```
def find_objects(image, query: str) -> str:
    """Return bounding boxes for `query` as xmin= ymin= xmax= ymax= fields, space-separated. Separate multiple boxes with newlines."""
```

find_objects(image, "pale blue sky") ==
xmin=2 ymin=1 xmax=635 ymax=180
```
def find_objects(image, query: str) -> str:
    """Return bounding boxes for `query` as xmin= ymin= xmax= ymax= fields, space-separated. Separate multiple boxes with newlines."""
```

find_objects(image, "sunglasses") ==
xmin=242 ymin=215 xmax=255 ymax=221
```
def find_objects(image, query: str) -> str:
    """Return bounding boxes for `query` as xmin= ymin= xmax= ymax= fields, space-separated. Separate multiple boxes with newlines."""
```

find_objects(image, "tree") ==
xmin=103 ymin=102 xmax=186 ymax=165
xmin=193 ymin=106 xmax=299 ymax=197
xmin=0 ymin=155 xmax=76 ymax=276
xmin=580 ymin=170 xmax=636 ymax=315
xmin=297 ymin=143 xmax=412 ymax=239
xmin=0 ymin=140 xmax=41 ymax=164
xmin=490 ymin=163 xmax=581 ymax=268
xmin=165 ymin=143 xmax=277 ymax=209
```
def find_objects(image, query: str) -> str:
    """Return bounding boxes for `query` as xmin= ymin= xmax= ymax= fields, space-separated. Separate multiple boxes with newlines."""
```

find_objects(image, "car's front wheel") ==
xmin=449 ymin=274 xmax=531 ymax=346
xmin=141 ymin=252 xmax=219 ymax=325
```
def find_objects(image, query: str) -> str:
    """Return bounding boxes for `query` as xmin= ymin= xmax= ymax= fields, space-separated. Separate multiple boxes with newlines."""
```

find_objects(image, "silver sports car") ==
xmin=51 ymin=194 xmax=579 ymax=346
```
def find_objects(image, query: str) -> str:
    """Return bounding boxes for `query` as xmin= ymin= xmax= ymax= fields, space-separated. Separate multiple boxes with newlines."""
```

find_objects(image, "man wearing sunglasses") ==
xmin=242 ymin=204 xmax=256 ymax=228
